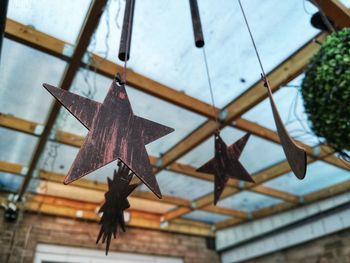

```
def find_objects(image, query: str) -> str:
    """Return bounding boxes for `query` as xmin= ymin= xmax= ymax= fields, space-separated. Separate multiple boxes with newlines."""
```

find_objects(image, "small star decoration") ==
xmin=96 ymin=163 xmax=137 ymax=255
xmin=197 ymin=133 xmax=254 ymax=204
xmin=43 ymin=74 xmax=174 ymax=198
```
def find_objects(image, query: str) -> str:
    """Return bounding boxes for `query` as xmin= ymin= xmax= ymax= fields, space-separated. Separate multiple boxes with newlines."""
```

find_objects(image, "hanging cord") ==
xmin=238 ymin=0 xmax=266 ymax=79
xmin=122 ymin=0 xmax=135 ymax=83
xmin=202 ymin=47 xmax=220 ymax=134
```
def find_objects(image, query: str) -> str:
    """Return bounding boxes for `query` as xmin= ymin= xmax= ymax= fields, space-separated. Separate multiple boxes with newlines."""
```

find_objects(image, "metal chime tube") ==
xmin=0 ymin=0 xmax=9 ymax=63
xmin=189 ymin=0 xmax=204 ymax=48
xmin=118 ymin=0 xmax=135 ymax=61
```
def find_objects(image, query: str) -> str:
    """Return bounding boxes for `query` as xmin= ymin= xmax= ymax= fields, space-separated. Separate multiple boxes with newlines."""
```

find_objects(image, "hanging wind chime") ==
xmin=190 ymin=0 xmax=307 ymax=205
xmin=42 ymin=0 xmax=174 ymax=255
xmin=189 ymin=0 xmax=255 ymax=205
xmin=237 ymin=0 xmax=307 ymax=180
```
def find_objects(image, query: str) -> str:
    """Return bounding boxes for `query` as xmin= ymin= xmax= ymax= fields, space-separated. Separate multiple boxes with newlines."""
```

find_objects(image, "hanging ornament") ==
xmin=189 ymin=0 xmax=254 ymax=204
xmin=197 ymin=133 xmax=254 ymax=204
xmin=96 ymin=162 xmax=137 ymax=255
xmin=189 ymin=0 xmax=205 ymax=48
xmin=43 ymin=74 xmax=174 ymax=198
xmin=238 ymin=0 xmax=307 ymax=179
xmin=190 ymin=0 xmax=254 ymax=204
xmin=263 ymin=75 xmax=307 ymax=179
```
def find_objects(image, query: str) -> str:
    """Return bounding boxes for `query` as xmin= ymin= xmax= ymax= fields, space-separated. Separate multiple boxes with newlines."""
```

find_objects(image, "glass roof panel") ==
xmin=217 ymin=190 xmax=282 ymax=212
xmin=0 ymin=128 xmax=38 ymax=165
xmin=339 ymin=0 xmax=350 ymax=8
xmin=178 ymin=126 xmax=286 ymax=174
xmin=7 ymin=0 xmax=92 ymax=44
xmin=183 ymin=210 xmax=231 ymax=224
xmin=139 ymin=170 xmax=213 ymax=201
xmin=89 ymin=0 xmax=318 ymax=108
xmin=38 ymin=142 xmax=78 ymax=175
xmin=54 ymin=69 xmax=206 ymax=156
xmin=242 ymin=75 xmax=321 ymax=146
xmin=0 ymin=173 xmax=23 ymax=192
xmin=264 ymin=161 xmax=350 ymax=196
xmin=0 ymin=39 xmax=66 ymax=123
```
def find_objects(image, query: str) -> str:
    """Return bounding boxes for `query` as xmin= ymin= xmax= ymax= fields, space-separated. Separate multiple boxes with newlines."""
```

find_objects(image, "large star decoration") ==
xmin=43 ymin=74 xmax=174 ymax=198
xmin=96 ymin=163 xmax=137 ymax=255
xmin=197 ymin=133 xmax=254 ymax=205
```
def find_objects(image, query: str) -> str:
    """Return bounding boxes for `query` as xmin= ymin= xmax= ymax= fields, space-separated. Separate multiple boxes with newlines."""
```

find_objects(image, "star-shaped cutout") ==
xmin=197 ymin=133 xmax=254 ymax=205
xmin=96 ymin=163 xmax=137 ymax=255
xmin=43 ymin=74 xmax=174 ymax=198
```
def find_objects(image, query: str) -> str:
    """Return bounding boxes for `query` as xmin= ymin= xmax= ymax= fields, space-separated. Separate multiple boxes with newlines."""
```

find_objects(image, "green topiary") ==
xmin=302 ymin=28 xmax=350 ymax=151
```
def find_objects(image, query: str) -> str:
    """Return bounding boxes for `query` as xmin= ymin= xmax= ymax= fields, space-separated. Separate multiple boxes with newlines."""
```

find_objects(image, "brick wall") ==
xmin=243 ymin=228 xmax=350 ymax=263
xmin=0 ymin=210 xmax=219 ymax=263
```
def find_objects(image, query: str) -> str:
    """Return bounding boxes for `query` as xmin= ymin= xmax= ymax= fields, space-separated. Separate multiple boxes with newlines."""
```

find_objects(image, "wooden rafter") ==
xmin=0 ymin=159 xmax=250 ymax=218
xmin=313 ymin=0 xmax=350 ymax=28
xmin=0 ymin=194 xmax=214 ymax=237
xmin=0 ymin=160 xmax=188 ymax=207
xmin=0 ymin=114 xmax=308 ymax=205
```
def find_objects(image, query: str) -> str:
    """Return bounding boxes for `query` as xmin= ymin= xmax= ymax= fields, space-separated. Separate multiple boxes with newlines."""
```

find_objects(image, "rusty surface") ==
xmin=197 ymin=133 xmax=254 ymax=204
xmin=96 ymin=163 xmax=137 ymax=255
xmin=189 ymin=0 xmax=205 ymax=48
xmin=264 ymin=77 xmax=307 ymax=179
xmin=42 ymin=74 xmax=174 ymax=198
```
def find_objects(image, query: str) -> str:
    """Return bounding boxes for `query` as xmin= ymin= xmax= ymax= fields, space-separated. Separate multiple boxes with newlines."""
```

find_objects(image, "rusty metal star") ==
xmin=43 ymin=74 xmax=174 ymax=198
xmin=96 ymin=163 xmax=137 ymax=255
xmin=197 ymin=133 xmax=254 ymax=205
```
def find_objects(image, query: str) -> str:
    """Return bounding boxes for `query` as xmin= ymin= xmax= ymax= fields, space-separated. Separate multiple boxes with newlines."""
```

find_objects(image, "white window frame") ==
xmin=34 ymin=244 xmax=183 ymax=263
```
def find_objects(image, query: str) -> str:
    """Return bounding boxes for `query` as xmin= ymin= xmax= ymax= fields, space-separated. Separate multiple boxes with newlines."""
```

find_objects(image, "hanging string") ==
xmin=202 ymin=47 xmax=220 ymax=131
xmin=122 ymin=0 xmax=135 ymax=83
xmin=238 ymin=0 xmax=266 ymax=79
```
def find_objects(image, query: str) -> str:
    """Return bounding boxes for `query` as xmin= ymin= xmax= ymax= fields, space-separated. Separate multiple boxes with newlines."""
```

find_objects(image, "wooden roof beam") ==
xmin=0 ymin=160 xmax=190 ymax=207
xmin=313 ymin=0 xmax=350 ymax=28
xmin=0 ymin=194 xmax=214 ymax=237
xmin=0 ymin=160 xmax=250 ymax=218
xmin=0 ymin=114 xmax=305 ymax=203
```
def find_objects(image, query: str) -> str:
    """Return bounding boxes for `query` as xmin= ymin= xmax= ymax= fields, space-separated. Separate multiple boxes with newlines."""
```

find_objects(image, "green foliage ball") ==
xmin=302 ymin=28 xmax=350 ymax=151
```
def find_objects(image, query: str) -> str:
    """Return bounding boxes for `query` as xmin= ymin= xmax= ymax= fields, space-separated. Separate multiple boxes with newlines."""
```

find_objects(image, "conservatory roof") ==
xmin=0 ymin=0 xmax=349 ymax=236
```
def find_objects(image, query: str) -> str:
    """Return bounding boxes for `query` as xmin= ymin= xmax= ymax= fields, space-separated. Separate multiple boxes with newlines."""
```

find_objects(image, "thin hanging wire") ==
xmin=202 ymin=47 xmax=220 ymax=132
xmin=122 ymin=0 xmax=134 ymax=83
xmin=238 ymin=0 xmax=266 ymax=79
